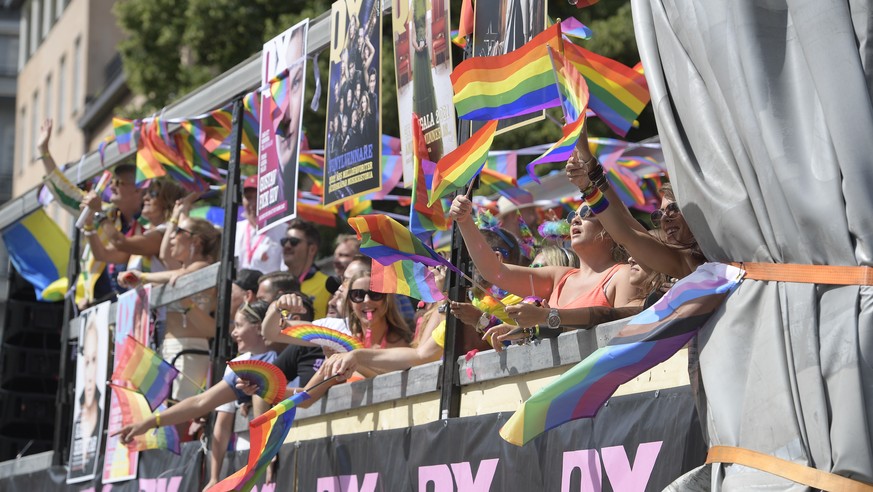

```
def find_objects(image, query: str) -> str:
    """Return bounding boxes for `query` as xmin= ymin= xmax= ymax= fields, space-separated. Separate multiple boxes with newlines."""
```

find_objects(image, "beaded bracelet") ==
xmin=583 ymin=186 xmax=610 ymax=214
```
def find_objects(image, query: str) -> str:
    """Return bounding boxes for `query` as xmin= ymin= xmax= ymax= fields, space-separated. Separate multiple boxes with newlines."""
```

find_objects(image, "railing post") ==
xmin=52 ymin=229 xmax=81 ymax=466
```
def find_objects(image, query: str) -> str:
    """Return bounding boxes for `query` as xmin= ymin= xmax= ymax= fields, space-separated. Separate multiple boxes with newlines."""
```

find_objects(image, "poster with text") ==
xmin=257 ymin=19 xmax=310 ymax=232
xmin=324 ymin=0 xmax=382 ymax=206
xmin=102 ymin=286 xmax=153 ymax=483
xmin=66 ymin=301 xmax=111 ymax=485
xmin=392 ymin=0 xmax=457 ymax=187
xmin=471 ymin=0 xmax=546 ymax=135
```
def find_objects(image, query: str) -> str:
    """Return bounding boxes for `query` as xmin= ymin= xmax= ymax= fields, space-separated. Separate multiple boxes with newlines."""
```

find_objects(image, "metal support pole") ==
xmin=52 ymin=229 xmax=81 ymax=465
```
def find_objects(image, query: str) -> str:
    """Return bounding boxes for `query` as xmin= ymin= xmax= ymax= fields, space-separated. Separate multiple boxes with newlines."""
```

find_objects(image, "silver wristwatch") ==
xmin=547 ymin=308 xmax=561 ymax=329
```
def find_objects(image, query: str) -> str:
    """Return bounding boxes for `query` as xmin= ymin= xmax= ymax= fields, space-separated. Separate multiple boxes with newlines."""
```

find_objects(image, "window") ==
xmin=0 ymin=35 xmax=18 ymax=77
xmin=55 ymin=0 xmax=64 ymax=21
xmin=18 ymin=14 xmax=27 ymax=69
xmin=72 ymin=37 xmax=81 ymax=114
xmin=17 ymin=106 xmax=25 ymax=174
xmin=29 ymin=1 xmax=39 ymax=55
xmin=44 ymin=74 xmax=52 ymax=125
xmin=42 ymin=0 xmax=52 ymax=38
xmin=30 ymin=91 xmax=38 ymax=163
xmin=57 ymin=56 xmax=65 ymax=128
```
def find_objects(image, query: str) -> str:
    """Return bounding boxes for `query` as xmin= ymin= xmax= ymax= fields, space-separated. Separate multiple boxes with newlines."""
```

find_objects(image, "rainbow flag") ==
xmin=500 ymin=263 xmax=744 ymax=446
xmin=410 ymin=114 xmax=450 ymax=242
xmin=208 ymin=392 xmax=311 ymax=492
xmin=428 ymin=120 xmax=498 ymax=206
xmin=299 ymin=152 xmax=323 ymax=178
xmin=606 ymin=166 xmax=645 ymax=207
xmin=228 ymin=359 xmax=287 ymax=405
xmin=549 ymin=46 xmax=590 ymax=123
xmin=241 ymin=90 xmax=261 ymax=154
xmin=371 ymin=260 xmax=445 ymax=303
xmin=111 ymin=384 xmax=180 ymax=454
xmin=113 ymin=117 xmax=139 ymax=154
xmin=451 ymin=24 xmax=563 ymax=121
xmin=452 ymin=0 xmax=474 ymax=47
xmin=348 ymin=215 xmax=461 ymax=275
xmin=174 ymin=128 xmax=224 ymax=182
xmin=564 ymin=41 xmax=650 ymax=137
xmin=111 ymin=335 xmax=179 ymax=411
xmin=526 ymin=117 xmax=587 ymax=180
xmin=137 ymin=119 xmax=205 ymax=191
xmin=478 ymin=167 xmax=532 ymax=205
xmin=559 ymin=17 xmax=593 ymax=41
xmin=1 ymin=209 xmax=71 ymax=301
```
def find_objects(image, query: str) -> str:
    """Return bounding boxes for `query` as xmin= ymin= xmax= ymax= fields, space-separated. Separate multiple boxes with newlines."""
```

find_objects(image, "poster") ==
xmin=471 ymin=0 xmax=547 ymax=135
xmin=102 ymin=286 xmax=153 ymax=483
xmin=66 ymin=301 xmax=111 ymax=484
xmin=323 ymin=0 xmax=382 ymax=206
xmin=256 ymin=19 xmax=310 ymax=232
xmin=391 ymin=0 xmax=458 ymax=186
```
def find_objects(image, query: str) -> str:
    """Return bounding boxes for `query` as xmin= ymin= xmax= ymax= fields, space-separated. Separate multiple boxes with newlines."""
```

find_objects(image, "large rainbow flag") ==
xmin=110 ymin=384 xmax=180 ymax=454
xmin=1 ymin=209 xmax=71 ymax=301
xmin=111 ymin=336 xmax=179 ymax=411
xmin=451 ymin=24 xmax=563 ymax=121
xmin=348 ymin=215 xmax=461 ymax=276
xmin=371 ymin=260 xmax=445 ymax=303
xmin=500 ymin=263 xmax=744 ymax=446
xmin=208 ymin=392 xmax=311 ymax=492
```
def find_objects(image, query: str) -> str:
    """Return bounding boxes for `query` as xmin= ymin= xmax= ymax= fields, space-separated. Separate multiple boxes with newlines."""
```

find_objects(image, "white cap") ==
xmin=496 ymin=195 xmax=537 ymax=218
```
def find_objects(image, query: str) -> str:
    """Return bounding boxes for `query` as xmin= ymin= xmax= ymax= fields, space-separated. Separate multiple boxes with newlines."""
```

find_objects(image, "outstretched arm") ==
xmin=36 ymin=119 xmax=59 ymax=174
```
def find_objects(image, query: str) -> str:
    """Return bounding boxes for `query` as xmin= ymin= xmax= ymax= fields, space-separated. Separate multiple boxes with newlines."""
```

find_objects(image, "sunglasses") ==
xmin=145 ymin=189 xmax=160 ymax=198
xmin=348 ymin=289 xmax=386 ymax=303
xmin=172 ymin=226 xmax=193 ymax=237
xmin=111 ymin=178 xmax=134 ymax=187
xmin=280 ymin=237 xmax=303 ymax=247
xmin=566 ymin=206 xmax=594 ymax=223
xmin=650 ymin=202 xmax=681 ymax=228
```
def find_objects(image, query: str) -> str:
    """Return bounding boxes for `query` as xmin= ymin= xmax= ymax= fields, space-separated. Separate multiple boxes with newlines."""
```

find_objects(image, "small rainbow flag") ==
xmin=478 ymin=167 xmax=532 ymax=205
xmin=500 ymin=263 xmax=744 ymax=446
xmin=348 ymin=215 xmax=462 ymax=276
xmin=410 ymin=114 xmax=450 ymax=242
xmin=111 ymin=384 xmax=181 ymax=454
xmin=281 ymin=324 xmax=363 ymax=353
xmin=428 ymin=120 xmax=498 ymax=206
xmin=1 ymin=209 xmax=71 ymax=301
xmin=297 ymin=202 xmax=336 ymax=227
xmin=564 ymin=40 xmax=650 ymax=137
xmin=451 ymin=24 xmax=563 ymax=121
xmin=208 ymin=392 xmax=311 ymax=492
xmin=452 ymin=0 xmax=474 ymax=48
xmin=241 ymin=91 xmax=261 ymax=154
xmin=299 ymin=152 xmax=324 ymax=178
xmin=113 ymin=117 xmax=139 ymax=154
xmin=559 ymin=17 xmax=593 ymax=41
xmin=111 ymin=335 xmax=179 ymax=411
xmin=371 ymin=260 xmax=445 ymax=303
xmin=228 ymin=359 xmax=287 ymax=405
xmin=549 ymin=46 xmax=590 ymax=123
xmin=526 ymin=117 xmax=587 ymax=181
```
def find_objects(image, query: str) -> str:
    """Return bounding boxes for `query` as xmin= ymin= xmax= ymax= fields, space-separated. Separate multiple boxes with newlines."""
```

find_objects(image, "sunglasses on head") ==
xmin=348 ymin=289 xmax=386 ymax=303
xmin=566 ymin=206 xmax=593 ymax=223
xmin=650 ymin=202 xmax=681 ymax=228
xmin=280 ymin=237 xmax=303 ymax=247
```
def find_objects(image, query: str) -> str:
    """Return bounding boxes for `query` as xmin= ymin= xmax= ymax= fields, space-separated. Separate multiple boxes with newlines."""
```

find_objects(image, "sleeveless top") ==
xmin=548 ymin=264 xmax=624 ymax=309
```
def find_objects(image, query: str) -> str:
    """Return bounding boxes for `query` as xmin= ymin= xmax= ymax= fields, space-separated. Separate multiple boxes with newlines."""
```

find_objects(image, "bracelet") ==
xmin=583 ymin=186 xmax=610 ymax=214
xmin=83 ymin=229 xmax=96 ymax=237
xmin=140 ymin=273 xmax=149 ymax=284
xmin=587 ymin=161 xmax=604 ymax=181
xmin=154 ymin=410 xmax=162 ymax=428
xmin=168 ymin=217 xmax=179 ymax=226
xmin=580 ymin=182 xmax=597 ymax=197
xmin=83 ymin=223 xmax=96 ymax=232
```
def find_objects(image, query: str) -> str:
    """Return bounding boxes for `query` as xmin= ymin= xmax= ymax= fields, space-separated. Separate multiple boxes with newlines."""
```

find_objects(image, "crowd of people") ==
xmin=41 ymin=116 xmax=701 ymax=488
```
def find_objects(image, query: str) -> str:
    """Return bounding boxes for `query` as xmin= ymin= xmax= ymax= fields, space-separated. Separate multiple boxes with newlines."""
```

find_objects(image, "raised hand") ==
xmin=449 ymin=195 xmax=474 ymax=223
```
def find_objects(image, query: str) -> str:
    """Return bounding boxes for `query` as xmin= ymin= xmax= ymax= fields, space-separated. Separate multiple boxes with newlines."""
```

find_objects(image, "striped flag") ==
xmin=1 ymin=209 xmax=71 ymax=301
xmin=111 ymin=384 xmax=180 ymax=454
xmin=409 ymin=114 xmax=450 ymax=242
xmin=428 ymin=120 xmax=498 ymax=206
xmin=111 ymin=335 xmax=179 ymax=411
xmin=113 ymin=117 xmax=139 ymax=154
xmin=42 ymin=168 xmax=85 ymax=215
xmin=348 ymin=215 xmax=461 ymax=276
xmin=371 ymin=260 xmax=445 ymax=303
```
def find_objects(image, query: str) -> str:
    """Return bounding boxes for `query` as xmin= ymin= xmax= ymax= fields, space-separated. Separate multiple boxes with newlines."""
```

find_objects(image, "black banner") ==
xmin=0 ymin=387 xmax=704 ymax=491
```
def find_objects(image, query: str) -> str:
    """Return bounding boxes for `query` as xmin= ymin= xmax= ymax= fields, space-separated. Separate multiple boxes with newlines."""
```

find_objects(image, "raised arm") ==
xmin=261 ymin=294 xmax=320 ymax=346
xmin=159 ymin=193 xmax=200 ymax=269
xmin=36 ymin=119 xmax=59 ymax=174
xmin=567 ymin=126 xmax=692 ymax=279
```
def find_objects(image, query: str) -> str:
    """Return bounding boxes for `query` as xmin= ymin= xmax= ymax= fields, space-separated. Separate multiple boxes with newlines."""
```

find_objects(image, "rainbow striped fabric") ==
xmin=111 ymin=384 xmax=180 ymax=454
xmin=1 ymin=209 xmax=71 ymax=301
xmin=228 ymin=359 xmax=287 ymax=405
xmin=410 ymin=114 xmax=450 ymax=242
xmin=526 ymin=117 xmax=587 ymax=180
xmin=451 ymin=24 xmax=563 ymax=121
xmin=111 ymin=335 xmax=179 ymax=411
xmin=348 ymin=215 xmax=461 ymax=276
xmin=371 ymin=260 xmax=445 ymax=303
xmin=281 ymin=324 xmax=363 ymax=353
xmin=559 ymin=17 xmax=593 ymax=41
xmin=208 ymin=392 xmax=311 ymax=492
xmin=564 ymin=41 xmax=650 ymax=137
xmin=113 ymin=117 xmax=138 ymax=154
xmin=478 ymin=167 xmax=532 ymax=205
xmin=550 ymin=47 xmax=590 ymax=123
xmin=452 ymin=0 xmax=474 ymax=48
xmin=500 ymin=263 xmax=744 ymax=446
xmin=429 ymin=120 xmax=498 ymax=206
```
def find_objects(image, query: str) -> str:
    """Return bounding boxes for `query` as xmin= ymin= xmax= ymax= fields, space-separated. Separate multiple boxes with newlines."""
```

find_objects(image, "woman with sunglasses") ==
xmin=449 ymin=195 xmax=639 ymax=337
xmin=565 ymin=124 xmax=705 ymax=279
xmin=112 ymin=301 xmax=278 ymax=455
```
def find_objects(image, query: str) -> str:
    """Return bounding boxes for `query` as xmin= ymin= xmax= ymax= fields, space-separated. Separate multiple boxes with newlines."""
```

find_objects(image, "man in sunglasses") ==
xmin=281 ymin=219 xmax=331 ymax=319
xmin=234 ymin=175 xmax=285 ymax=274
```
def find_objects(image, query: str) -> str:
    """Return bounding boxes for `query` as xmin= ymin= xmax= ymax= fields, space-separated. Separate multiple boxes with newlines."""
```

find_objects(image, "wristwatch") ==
xmin=547 ymin=308 xmax=561 ymax=329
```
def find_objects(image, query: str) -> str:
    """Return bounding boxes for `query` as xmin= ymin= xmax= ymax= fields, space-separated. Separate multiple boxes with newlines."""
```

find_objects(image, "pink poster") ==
xmin=256 ymin=19 xmax=310 ymax=233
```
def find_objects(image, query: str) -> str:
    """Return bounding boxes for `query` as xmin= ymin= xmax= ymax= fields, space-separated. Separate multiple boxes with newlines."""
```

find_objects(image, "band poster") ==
xmin=102 ymin=286 xmax=153 ymax=483
xmin=471 ymin=0 xmax=546 ymax=135
xmin=256 ymin=19 xmax=310 ymax=232
xmin=391 ymin=0 xmax=457 ymax=186
xmin=324 ymin=0 xmax=382 ymax=206
xmin=67 ymin=301 xmax=111 ymax=484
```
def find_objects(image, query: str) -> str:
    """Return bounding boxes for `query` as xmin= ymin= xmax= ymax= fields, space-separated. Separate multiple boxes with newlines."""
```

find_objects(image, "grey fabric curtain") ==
xmin=629 ymin=0 xmax=873 ymax=489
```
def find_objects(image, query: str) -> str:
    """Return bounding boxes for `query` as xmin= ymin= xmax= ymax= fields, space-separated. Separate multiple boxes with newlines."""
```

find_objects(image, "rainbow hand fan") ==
xmin=281 ymin=324 xmax=363 ymax=353
xmin=227 ymin=359 xmax=287 ymax=405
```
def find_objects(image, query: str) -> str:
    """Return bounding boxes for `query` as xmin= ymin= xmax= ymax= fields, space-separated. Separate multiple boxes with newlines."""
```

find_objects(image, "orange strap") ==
xmin=706 ymin=446 xmax=873 ymax=492
xmin=730 ymin=262 xmax=873 ymax=286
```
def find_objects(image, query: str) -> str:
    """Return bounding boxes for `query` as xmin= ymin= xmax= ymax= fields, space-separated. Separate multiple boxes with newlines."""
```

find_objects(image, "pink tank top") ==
xmin=548 ymin=264 xmax=623 ymax=309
